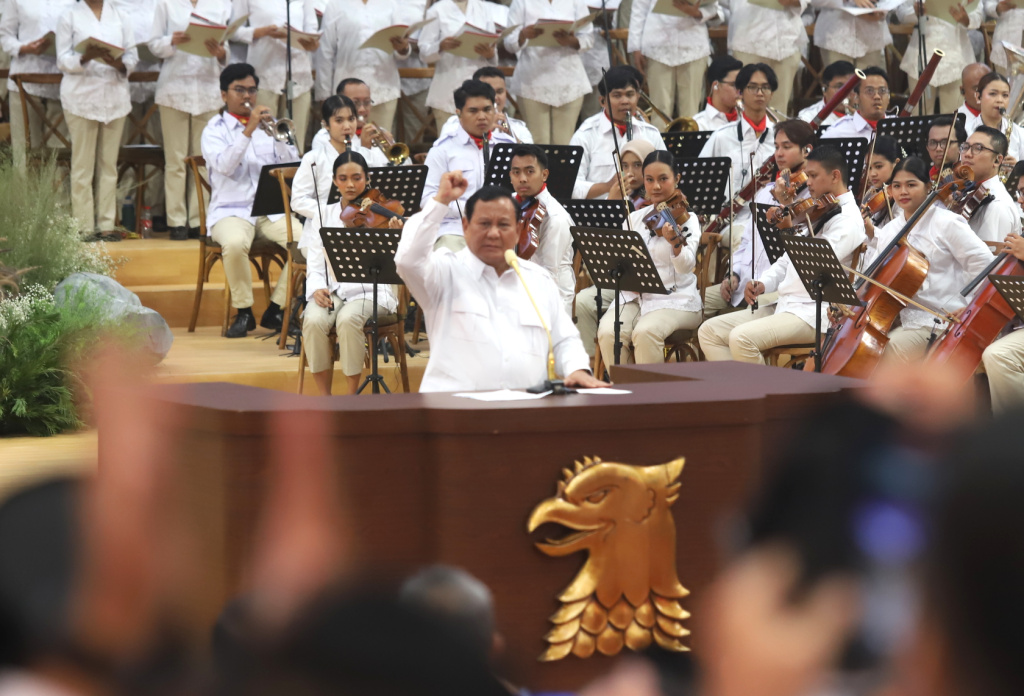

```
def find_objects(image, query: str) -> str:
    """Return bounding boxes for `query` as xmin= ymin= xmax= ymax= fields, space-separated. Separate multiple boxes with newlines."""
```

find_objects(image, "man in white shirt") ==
xmin=692 ymin=55 xmax=742 ymax=132
xmin=811 ymin=0 xmax=889 ymax=71
xmin=725 ymin=0 xmax=808 ymax=113
xmin=570 ymin=65 xmax=666 ymax=199
xmin=958 ymin=62 xmax=990 ymax=121
xmin=395 ymin=171 xmax=605 ymax=392
xmin=698 ymin=145 xmax=867 ymax=363
xmin=200 ymin=63 xmax=300 ymax=338
xmin=423 ymin=79 xmax=517 ymax=248
xmin=437 ymin=66 xmax=534 ymax=143
xmin=508 ymin=144 xmax=576 ymax=314
xmin=311 ymin=77 xmax=399 ymax=154
xmin=821 ymin=66 xmax=889 ymax=141
xmin=797 ymin=60 xmax=854 ymax=127
xmin=924 ymin=113 xmax=966 ymax=179
xmin=959 ymin=125 xmax=1023 ymax=243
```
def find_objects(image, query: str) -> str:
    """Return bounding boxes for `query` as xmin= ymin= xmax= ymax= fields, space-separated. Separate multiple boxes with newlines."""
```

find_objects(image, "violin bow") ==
xmin=750 ymin=152 xmax=758 ymax=312
xmin=931 ymin=111 xmax=959 ymax=192
xmin=602 ymin=68 xmax=636 ymax=233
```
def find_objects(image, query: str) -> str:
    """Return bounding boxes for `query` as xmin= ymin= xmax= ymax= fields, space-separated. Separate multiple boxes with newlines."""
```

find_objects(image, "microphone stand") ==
xmin=916 ymin=1 xmax=927 ymax=116
xmin=285 ymin=0 xmax=294 ymax=122
xmin=749 ymin=152 xmax=758 ymax=312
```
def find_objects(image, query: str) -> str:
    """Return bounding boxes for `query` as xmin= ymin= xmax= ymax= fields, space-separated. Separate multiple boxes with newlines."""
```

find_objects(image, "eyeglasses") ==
xmin=719 ymin=80 xmax=736 ymax=88
xmin=960 ymin=142 xmax=999 ymax=156
xmin=926 ymin=138 xmax=956 ymax=150
xmin=230 ymin=86 xmax=259 ymax=96
xmin=350 ymin=99 xmax=374 ymax=108
xmin=861 ymin=87 xmax=890 ymax=97
xmin=744 ymin=83 xmax=774 ymax=94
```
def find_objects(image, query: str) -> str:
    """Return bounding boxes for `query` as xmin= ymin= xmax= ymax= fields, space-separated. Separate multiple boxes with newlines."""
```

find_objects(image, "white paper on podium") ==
xmin=453 ymin=390 xmax=552 ymax=401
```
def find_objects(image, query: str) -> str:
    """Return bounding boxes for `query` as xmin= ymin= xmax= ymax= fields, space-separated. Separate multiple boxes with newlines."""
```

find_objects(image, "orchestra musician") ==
xmin=981 ymin=232 xmax=1024 ymax=412
xmin=200 ymin=63 xmax=299 ymax=338
xmin=395 ymin=171 xmax=607 ymax=392
xmin=861 ymin=134 xmax=901 ymax=227
xmin=723 ymin=0 xmax=807 ymax=114
xmin=422 ymin=79 xmax=517 ymax=249
xmin=300 ymin=151 xmax=401 ymax=396
xmin=570 ymin=65 xmax=666 ymax=200
xmin=958 ymin=62 xmax=991 ymax=121
xmin=965 ymin=71 xmax=1024 ymax=167
xmin=862 ymin=156 xmax=993 ymax=364
xmin=821 ymin=66 xmax=889 ymax=140
xmin=692 ymin=55 xmax=742 ymax=132
xmin=437 ymin=66 xmax=534 ymax=144
xmin=957 ymin=126 xmax=1023 ymax=242
xmin=311 ymin=78 xmax=402 ymax=159
xmin=924 ymin=114 xmax=966 ymax=181
xmin=797 ymin=60 xmax=855 ymax=128
xmin=698 ymin=145 xmax=867 ymax=363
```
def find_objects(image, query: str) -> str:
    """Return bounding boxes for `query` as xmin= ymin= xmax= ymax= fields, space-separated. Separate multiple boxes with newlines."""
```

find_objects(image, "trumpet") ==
xmin=366 ymin=121 xmax=409 ymax=165
xmin=496 ymin=111 xmax=522 ymax=143
xmin=766 ymin=105 xmax=790 ymax=124
xmin=243 ymin=101 xmax=296 ymax=144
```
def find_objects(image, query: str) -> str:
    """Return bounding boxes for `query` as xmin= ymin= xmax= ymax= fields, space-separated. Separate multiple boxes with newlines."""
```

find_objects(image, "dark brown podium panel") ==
xmin=138 ymin=362 xmax=863 ymax=691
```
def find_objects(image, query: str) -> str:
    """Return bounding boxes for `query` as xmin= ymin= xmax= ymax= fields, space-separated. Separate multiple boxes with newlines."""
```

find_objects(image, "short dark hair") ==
xmin=774 ymin=119 xmax=815 ymax=149
xmin=872 ymin=135 xmax=903 ymax=164
xmin=736 ymin=63 xmax=778 ymax=93
xmin=891 ymin=155 xmax=931 ymax=184
xmin=509 ymin=144 xmax=548 ymax=169
xmin=976 ymin=71 xmax=1010 ymax=96
xmin=331 ymin=150 xmax=369 ymax=177
xmin=822 ymin=60 xmax=855 ymax=85
xmin=454 ymin=80 xmax=495 ymax=111
xmin=465 ymin=185 xmax=515 ymax=221
xmin=707 ymin=55 xmax=742 ymax=87
xmin=598 ymin=65 xmax=642 ymax=97
xmin=929 ymin=113 xmax=968 ymax=145
xmin=321 ymin=95 xmax=357 ymax=123
xmin=472 ymin=66 xmax=506 ymax=83
xmin=220 ymin=63 xmax=259 ymax=92
xmin=974 ymin=124 xmax=1009 ymax=157
xmin=807 ymin=144 xmax=849 ymax=182
xmin=855 ymin=66 xmax=889 ymax=92
xmin=335 ymin=77 xmax=366 ymax=95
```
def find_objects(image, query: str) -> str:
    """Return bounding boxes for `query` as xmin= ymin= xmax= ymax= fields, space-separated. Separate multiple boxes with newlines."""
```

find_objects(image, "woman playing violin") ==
xmin=595 ymin=150 xmax=703 ymax=367
xmin=861 ymin=134 xmax=901 ymax=227
xmin=863 ymin=156 xmax=994 ymax=365
xmin=301 ymin=151 xmax=402 ymax=396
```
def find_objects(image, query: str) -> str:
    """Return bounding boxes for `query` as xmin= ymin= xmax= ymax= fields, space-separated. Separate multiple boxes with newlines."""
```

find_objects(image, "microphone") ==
xmin=503 ymin=250 xmax=572 ymax=395
xmin=310 ymin=161 xmax=334 ymax=312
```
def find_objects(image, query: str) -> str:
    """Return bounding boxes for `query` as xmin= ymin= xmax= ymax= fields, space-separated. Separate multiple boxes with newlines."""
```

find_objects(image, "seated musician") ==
xmin=966 ymin=72 xmax=1024 ymax=172
xmin=437 ymin=66 xmax=534 ymax=144
xmin=982 ymin=232 xmax=1024 ymax=412
xmin=422 ymin=79 xmax=517 ymax=251
xmin=958 ymin=126 xmax=1023 ymax=243
xmin=200 ymin=63 xmax=299 ymax=338
xmin=395 ymin=171 xmax=607 ymax=392
xmin=311 ymin=77 xmax=397 ymax=160
xmin=924 ymin=114 xmax=966 ymax=181
xmin=692 ymin=55 xmax=742 ymax=132
xmin=821 ymin=66 xmax=889 ymax=140
xmin=300 ymin=152 xmax=401 ymax=396
xmin=957 ymin=62 xmax=990 ymax=122
xmin=705 ymin=120 xmax=815 ymax=318
xmin=797 ymin=60 xmax=855 ymax=128
xmin=861 ymin=135 xmax=902 ymax=228
xmin=595 ymin=150 xmax=703 ymax=366
xmin=863 ymin=156 xmax=993 ymax=364
xmin=698 ymin=145 xmax=866 ymax=363
xmin=508 ymin=144 xmax=576 ymax=314
xmin=570 ymin=66 xmax=666 ymax=200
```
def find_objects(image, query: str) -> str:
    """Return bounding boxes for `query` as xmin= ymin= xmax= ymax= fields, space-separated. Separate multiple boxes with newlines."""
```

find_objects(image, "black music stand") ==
xmin=662 ymin=131 xmax=713 ymax=159
xmin=326 ymin=165 xmax=428 ymax=213
xmin=484 ymin=144 xmax=583 ymax=201
xmin=988 ymin=276 xmax=1024 ymax=322
xmin=782 ymin=235 xmax=863 ymax=373
xmin=675 ymin=157 xmax=732 ymax=217
xmin=877 ymin=116 xmax=933 ymax=159
xmin=250 ymin=161 xmax=302 ymax=217
xmin=319 ymin=226 xmax=403 ymax=394
xmin=563 ymin=199 xmax=630 ymax=228
xmin=824 ymin=137 xmax=870 ymax=194
xmin=753 ymin=203 xmax=787 ymax=263
xmin=571 ymin=225 xmax=667 ymax=366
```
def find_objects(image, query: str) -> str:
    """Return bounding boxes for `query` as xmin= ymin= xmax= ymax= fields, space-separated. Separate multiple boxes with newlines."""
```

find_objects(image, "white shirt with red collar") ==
xmin=519 ymin=186 xmax=576 ymax=315
xmin=569 ymin=111 xmax=666 ymax=200
xmin=698 ymin=113 xmax=775 ymax=220
xmin=820 ymin=111 xmax=879 ymax=141
xmin=797 ymin=99 xmax=844 ymax=128
xmin=692 ymin=99 xmax=739 ymax=132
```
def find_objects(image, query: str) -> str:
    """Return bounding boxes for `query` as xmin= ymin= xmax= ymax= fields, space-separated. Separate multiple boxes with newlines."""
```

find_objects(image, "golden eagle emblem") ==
xmin=527 ymin=456 xmax=690 ymax=661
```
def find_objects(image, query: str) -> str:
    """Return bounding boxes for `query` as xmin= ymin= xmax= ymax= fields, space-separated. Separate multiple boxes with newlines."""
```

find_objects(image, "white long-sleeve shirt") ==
xmin=698 ymin=117 xmax=775 ymax=218
xmin=438 ymin=112 xmax=534 ymax=143
xmin=758 ymin=190 xmax=866 ymax=328
xmin=395 ymin=197 xmax=591 ymax=392
xmin=309 ymin=128 xmax=392 ymax=166
xmin=811 ymin=0 xmax=891 ymax=58
xmin=56 ymin=1 xmax=138 ymax=123
xmin=232 ymin=0 xmax=318 ymax=97
xmin=618 ymin=205 xmax=702 ymax=315
xmin=964 ymin=112 xmax=1024 ymax=163
xmin=503 ymin=0 xmax=595 ymax=107
xmin=419 ymin=0 xmax=496 ymax=113
xmin=149 ymin=0 xmax=229 ymax=115
xmin=314 ymin=0 xmax=410 ymax=102
xmin=200 ymin=111 xmax=299 ymax=229
xmin=569 ymin=111 xmax=666 ymax=199
xmin=896 ymin=0 xmax=982 ymax=87
xmin=692 ymin=101 xmax=737 ymax=132
xmin=0 ymin=0 xmax=75 ymax=99
xmin=110 ymin=0 xmax=159 ymax=103
xmin=820 ymin=111 xmax=878 ymax=140
xmin=627 ymin=0 xmax=719 ymax=66
xmin=987 ymin=2 xmax=1024 ymax=69
xmin=529 ymin=186 xmax=576 ymax=315
xmin=968 ymin=174 xmax=1022 ymax=244
xmin=864 ymin=205 xmax=993 ymax=330
xmin=721 ymin=0 xmax=808 ymax=61
xmin=797 ymin=99 xmax=843 ymax=127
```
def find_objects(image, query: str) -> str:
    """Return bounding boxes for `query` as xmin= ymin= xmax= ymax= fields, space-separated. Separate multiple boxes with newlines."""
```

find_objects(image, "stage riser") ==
xmin=134 ymin=283 xmax=272 ymax=329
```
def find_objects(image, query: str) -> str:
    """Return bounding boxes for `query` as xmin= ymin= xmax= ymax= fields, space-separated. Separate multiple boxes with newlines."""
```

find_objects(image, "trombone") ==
xmin=637 ymin=88 xmax=697 ymax=132
xmin=243 ymin=100 xmax=296 ymax=144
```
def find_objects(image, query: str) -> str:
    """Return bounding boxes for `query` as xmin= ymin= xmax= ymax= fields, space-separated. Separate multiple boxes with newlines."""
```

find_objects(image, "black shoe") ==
xmin=226 ymin=312 xmax=256 ymax=338
xmin=169 ymin=226 xmax=188 ymax=241
xmin=259 ymin=305 xmax=284 ymax=331
xmin=187 ymin=226 xmax=201 ymax=239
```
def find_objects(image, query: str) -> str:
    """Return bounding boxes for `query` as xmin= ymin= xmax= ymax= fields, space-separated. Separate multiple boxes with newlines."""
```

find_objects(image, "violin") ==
xmin=947 ymin=181 xmax=992 ymax=221
xmin=630 ymin=187 xmax=649 ymax=211
xmin=767 ymin=194 xmax=840 ymax=228
xmin=861 ymin=185 xmax=893 ymax=225
xmin=642 ymin=189 xmax=691 ymax=245
xmin=771 ymin=168 xmax=808 ymax=206
xmin=516 ymin=196 xmax=546 ymax=259
xmin=340 ymin=188 xmax=405 ymax=229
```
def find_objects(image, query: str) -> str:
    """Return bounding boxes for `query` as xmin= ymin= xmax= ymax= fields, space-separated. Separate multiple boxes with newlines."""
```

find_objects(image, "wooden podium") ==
xmin=136 ymin=362 xmax=862 ymax=691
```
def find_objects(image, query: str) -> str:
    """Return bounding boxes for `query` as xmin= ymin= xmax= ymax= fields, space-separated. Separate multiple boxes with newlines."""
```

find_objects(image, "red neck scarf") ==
xmin=469 ymin=131 xmax=491 ymax=149
xmin=708 ymin=97 xmax=739 ymax=122
xmin=965 ymin=104 xmax=981 ymax=117
xmin=743 ymin=112 xmax=767 ymax=134
xmin=229 ymin=112 xmax=249 ymax=126
xmin=862 ymin=115 xmax=879 ymax=130
xmin=604 ymin=111 xmax=628 ymax=136
xmin=515 ymin=184 xmax=547 ymax=204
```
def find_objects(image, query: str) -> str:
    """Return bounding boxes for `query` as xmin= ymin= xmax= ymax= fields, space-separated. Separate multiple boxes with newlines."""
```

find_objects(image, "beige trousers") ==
xmin=732 ymin=50 xmax=802 ymax=115
xmin=597 ymin=302 xmax=703 ymax=366
xmin=302 ymin=297 xmax=394 ymax=376
xmin=983 ymin=329 xmax=1024 ymax=413
xmin=880 ymin=325 xmax=937 ymax=364
xmin=369 ymin=98 xmax=399 ymax=136
xmin=906 ymin=77 xmax=960 ymax=116
xmin=210 ymin=215 xmax=292 ymax=309
xmin=646 ymin=57 xmax=707 ymax=129
xmin=819 ymin=49 xmax=886 ymax=72
xmin=698 ymin=306 xmax=812 ymax=363
xmin=65 ymin=112 xmax=126 ymax=232
xmin=159 ymin=106 xmax=217 ymax=228
xmin=10 ymin=91 xmax=67 ymax=167
xmin=433 ymin=108 xmax=455 ymax=137
xmin=575 ymin=286 xmax=616 ymax=358
xmin=517 ymin=95 xmax=585 ymax=145
xmin=703 ymin=281 xmax=742 ymax=318
xmin=257 ymin=89 xmax=312 ymax=155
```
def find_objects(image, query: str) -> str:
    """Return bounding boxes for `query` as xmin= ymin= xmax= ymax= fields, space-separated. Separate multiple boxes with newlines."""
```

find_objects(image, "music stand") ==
xmin=563 ymin=199 xmax=629 ymax=229
xmin=824 ymin=137 xmax=870 ymax=194
xmin=571 ymin=225 xmax=667 ymax=366
xmin=326 ymin=165 xmax=428 ymax=214
xmin=484 ymin=143 xmax=583 ymax=201
xmin=988 ymin=276 xmax=1024 ymax=322
xmin=662 ymin=131 xmax=714 ymax=159
xmin=250 ymin=161 xmax=301 ymax=217
xmin=877 ymin=116 xmax=934 ymax=159
xmin=754 ymin=204 xmax=788 ymax=264
xmin=675 ymin=157 xmax=732 ymax=217
xmin=319 ymin=226 xmax=403 ymax=394
xmin=782 ymin=235 xmax=863 ymax=373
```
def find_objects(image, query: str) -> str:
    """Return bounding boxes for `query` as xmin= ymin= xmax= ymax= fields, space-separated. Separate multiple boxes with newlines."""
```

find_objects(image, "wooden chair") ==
xmin=270 ymin=166 xmax=306 ymax=349
xmin=13 ymin=73 xmax=71 ymax=167
xmin=297 ymin=286 xmax=412 ymax=394
xmin=185 ymin=155 xmax=288 ymax=335
xmin=117 ymin=71 xmax=164 ymax=233
xmin=665 ymin=229 xmax=722 ymax=363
